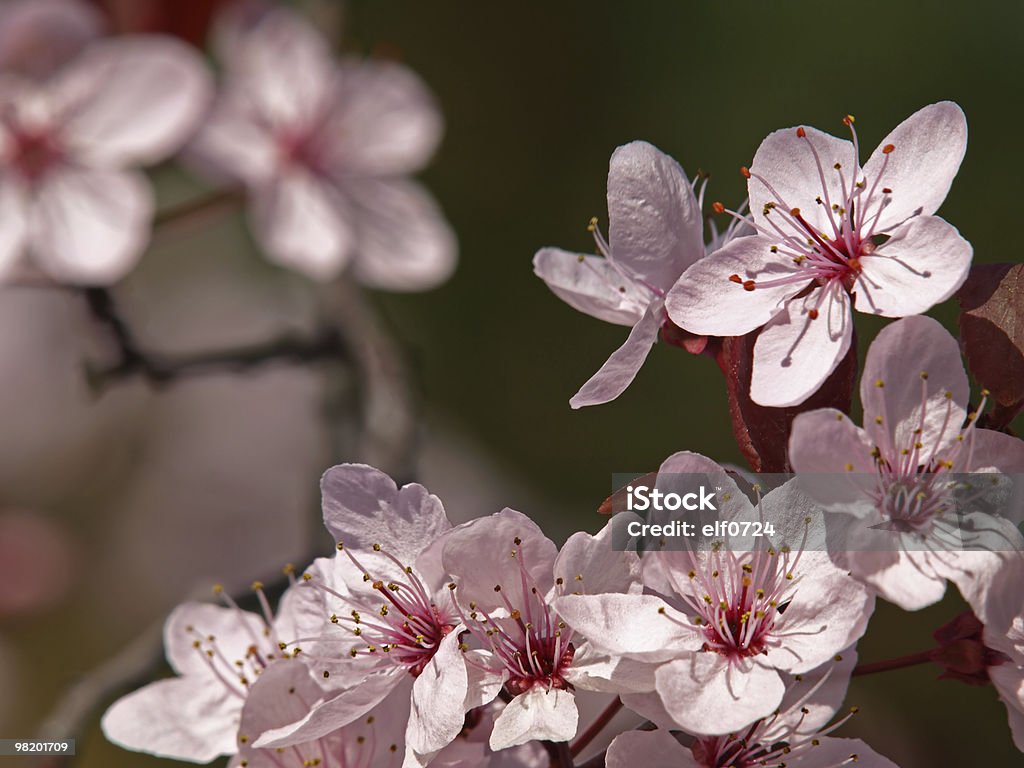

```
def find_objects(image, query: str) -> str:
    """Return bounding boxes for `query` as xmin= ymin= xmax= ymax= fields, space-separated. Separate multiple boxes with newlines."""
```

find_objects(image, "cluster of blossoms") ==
xmin=0 ymin=0 xmax=455 ymax=289
xmin=27 ymin=0 xmax=1013 ymax=760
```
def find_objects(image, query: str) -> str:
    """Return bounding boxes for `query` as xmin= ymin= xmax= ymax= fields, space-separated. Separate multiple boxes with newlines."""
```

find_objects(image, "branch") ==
xmin=852 ymin=649 xmax=934 ymax=677
xmin=83 ymin=287 xmax=351 ymax=389
xmin=571 ymin=697 xmax=623 ymax=757
xmin=152 ymin=187 xmax=244 ymax=235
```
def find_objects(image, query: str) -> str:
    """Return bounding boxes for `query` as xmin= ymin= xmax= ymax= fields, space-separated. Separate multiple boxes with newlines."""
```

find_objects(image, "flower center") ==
xmin=9 ymin=126 xmax=62 ymax=182
xmin=450 ymin=536 xmax=576 ymax=695
xmin=310 ymin=543 xmax=458 ymax=677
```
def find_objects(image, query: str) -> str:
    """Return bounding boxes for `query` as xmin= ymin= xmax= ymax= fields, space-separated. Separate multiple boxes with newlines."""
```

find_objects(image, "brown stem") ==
xmin=571 ymin=697 xmax=623 ymax=757
xmin=852 ymin=649 xmax=934 ymax=677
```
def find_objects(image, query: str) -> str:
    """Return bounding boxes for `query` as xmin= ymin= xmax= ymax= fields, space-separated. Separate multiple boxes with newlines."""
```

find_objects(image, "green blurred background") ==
xmin=5 ymin=1 xmax=1024 ymax=766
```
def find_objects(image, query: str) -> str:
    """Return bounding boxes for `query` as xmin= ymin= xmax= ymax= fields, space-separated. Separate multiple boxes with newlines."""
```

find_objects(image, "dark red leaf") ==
xmin=958 ymin=263 xmax=1024 ymax=430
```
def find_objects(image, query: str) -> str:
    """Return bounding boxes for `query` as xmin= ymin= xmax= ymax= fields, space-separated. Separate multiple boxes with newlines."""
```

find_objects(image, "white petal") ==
xmin=860 ymin=101 xmax=967 ymax=232
xmin=799 ymin=738 xmax=900 ymax=768
xmin=990 ymin=663 xmax=1024 ymax=752
xmin=222 ymin=6 xmax=334 ymax=132
xmin=554 ymin=521 xmax=640 ymax=596
xmin=0 ymin=176 xmax=28 ymax=279
xmin=667 ymin=235 xmax=803 ymax=336
xmin=54 ymin=36 xmax=212 ymax=166
xmin=346 ymin=178 xmax=457 ymax=292
xmin=186 ymin=93 xmax=278 ymax=186
xmin=405 ymin=633 xmax=471 ymax=762
xmin=29 ymin=166 xmax=151 ymax=284
xmin=569 ymin=302 xmax=661 ymax=409
xmin=853 ymin=216 xmax=972 ymax=318
xmin=606 ymin=140 xmax=704 ymax=292
xmin=655 ymin=654 xmax=784 ymax=735
xmin=748 ymin=124 xmax=854 ymax=238
xmin=860 ymin=315 xmax=969 ymax=456
xmin=164 ymin=602 xmax=267 ymax=678
xmin=443 ymin=509 xmax=557 ymax=612
xmin=606 ymin=730 xmax=698 ymax=768
xmin=489 ymin=687 xmax=578 ymax=750
xmin=789 ymin=409 xmax=878 ymax=506
xmin=846 ymin=548 xmax=949 ymax=611
xmin=553 ymin=594 xmax=701 ymax=661
xmin=255 ymin=671 xmax=397 ymax=748
xmin=101 ymin=677 xmax=240 ymax=762
xmin=0 ymin=0 xmax=102 ymax=79
xmin=750 ymin=283 xmax=853 ymax=407
xmin=321 ymin=464 xmax=451 ymax=568
xmin=250 ymin=169 xmax=352 ymax=281
xmin=769 ymin=550 xmax=874 ymax=673
xmin=533 ymin=247 xmax=647 ymax=327
xmin=326 ymin=58 xmax=443 ymax=176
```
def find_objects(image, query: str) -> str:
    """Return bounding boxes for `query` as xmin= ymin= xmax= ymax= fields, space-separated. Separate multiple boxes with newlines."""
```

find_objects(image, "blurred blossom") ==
xmin=189 ymin=3 xmax=457 ymax=289
xmin=0 ymin=0 xmax=103 ymax=79
xmin=0 ymin=32 xmax=212 ymax=285
xmin=0 ymin=509 xmax=74 ymax=617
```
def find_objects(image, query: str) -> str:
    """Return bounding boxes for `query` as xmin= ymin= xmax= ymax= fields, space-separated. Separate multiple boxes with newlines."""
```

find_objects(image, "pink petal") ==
xmin=607 ymin=730 xmax=699 ymax=768
xmin=569 ymin=302 xmax=660 ymax=409
xmin=989 ymin=663 xmax=1024 ymax=752
xmin=405 ymin=632 xmax=474 ymax=764
xmin=860 ymin=315 xmax=969 ymax=456
xmin=54 ymin=36 xmax=212 ymax=166
xmin=853 ymin=215 xmax=972 ymax=318
xmin=655 ymin=654 xmax=784 ymax=735
xmin=320 ymin=464 xmax=451 ymax=568
xmin=533 ymin=247 xmax=647 ymax=327
xmin=789 ymin=409 xmax=877 ymax=505
xmin=769 ymin=550 xmax=874 ymax=674
xmin=750 ymin=283 xmax=853 ymax=407
xmin=748 ymin=124 xmax=854 ymax=238
xmin=101 ymin=677 xmax=240 ymax=762
xmin=186 ymin=92 xmax=278 ymax=186
xmin=443 ymin=509 xmax=557 ymax=613
xmin=163 ymin=602 xmax=267 ymax=678
xmin=250 ymin=169 xmax=353 ymax=280
xmin=29 ymin=166 xmax=152 ymax=284
xmin=606 ymin=140 xmax=704 ymax=292
xmin=860 ymin=102 xmax=967 ymax=232
xmin=489 ymin=687 xmax=578 ymax=750
xmin=954 ymin=428 xmax=1024 ymax=473
xmin=220 ymin=6 xmax=334 ymax=132
xmin=326 ymin=59 xmax=443 ymax=176
xmin=553 ymin=594 xmax=701 ymax=662
xmin=554 ymin=523 xmax=640 ymax=596
xmin=346 ymin=178 xmax=457 ymax=292
xmin=0 ymin=0 xmax=102 ymax=79
xmin=667 ymin=235 xmax=803 ymax=336
xmin=0 ymin=177 xmax=28 ymax=280
xmin=846 ymin=549 xmax=949 ymax=611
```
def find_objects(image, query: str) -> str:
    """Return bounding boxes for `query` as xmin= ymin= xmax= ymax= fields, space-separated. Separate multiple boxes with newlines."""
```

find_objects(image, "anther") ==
xmin=796 ymin=127 xmax=806 ymax=138
xmin=808 ymin=309 xmax=819 ymax=320
xmin=740 ymin=166 xmax=751 ymax=179
xmin=712 ymin=201 xmax=725 ymax=214
xmin=882 ymin=144 xmax=895 ymax=154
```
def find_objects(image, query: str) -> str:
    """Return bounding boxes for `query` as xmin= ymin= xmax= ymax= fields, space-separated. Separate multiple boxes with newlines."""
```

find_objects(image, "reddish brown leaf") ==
xmin=958 ymin=263 xmax=1024 ymax=430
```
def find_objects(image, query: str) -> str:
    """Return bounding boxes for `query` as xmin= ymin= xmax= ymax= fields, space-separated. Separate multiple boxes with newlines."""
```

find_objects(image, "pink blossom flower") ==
xmin=0 ymin=32 xmax=211 ymax=284
xmin=101 ymin=582 xmax=307 ymax=762
xmin=668 ymin=103 xmax=972 ymax=407
xmin=556 ymin=452 xmax=873 ymax=736
xmin=0 ymin=0 xmax=103 ymax=79
xmin=251 ymin=465 xmax=496 ymax=768
xmin=789 ymin=315 xmax=1024 ymax=611
xmin=188 ymin=5 xmax=456 ymax=288
xmin=606 ymin=651 xmax=899 ymax=768
xmin=444 ymin=509 xmax=646 ymax=750
xmin=533 ymin=141 xmax=736 ymax=408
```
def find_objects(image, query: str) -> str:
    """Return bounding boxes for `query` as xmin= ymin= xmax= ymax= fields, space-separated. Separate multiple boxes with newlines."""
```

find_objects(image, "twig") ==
xmin=82 ymin=287 xmax=351 ymax=389
xmin=571 ymin=697 xmax=623 ymax=757
xmin=541 ymin=739 xmax=575 ymax=768
xmin=852 ymin=649 xmax=934 ymax=676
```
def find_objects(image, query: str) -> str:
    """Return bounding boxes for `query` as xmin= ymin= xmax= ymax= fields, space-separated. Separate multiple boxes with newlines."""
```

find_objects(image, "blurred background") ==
xmin=1 ymin=0 xmax=1023 ymax=765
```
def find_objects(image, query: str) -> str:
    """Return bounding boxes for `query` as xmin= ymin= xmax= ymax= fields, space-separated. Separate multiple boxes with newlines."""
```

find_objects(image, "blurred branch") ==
xmin=83 ymin=287 xmax=351 ymax=389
